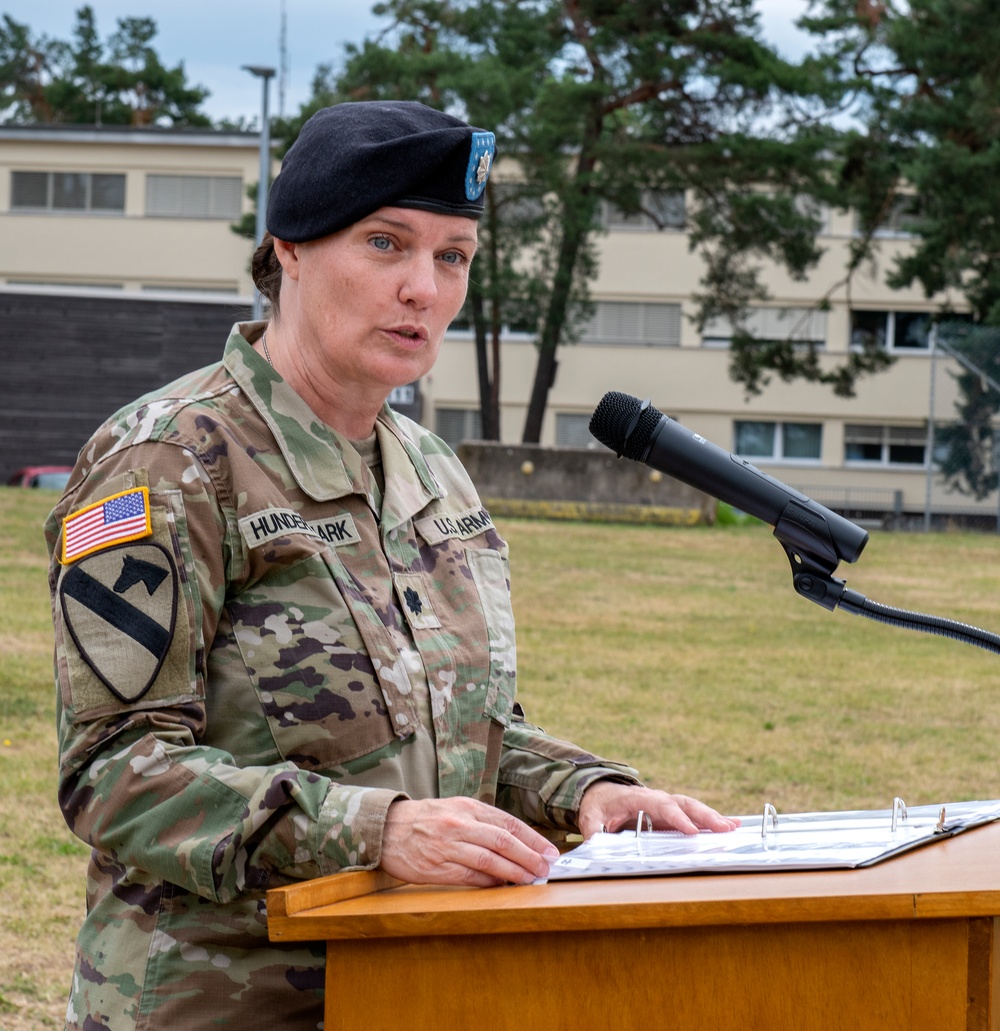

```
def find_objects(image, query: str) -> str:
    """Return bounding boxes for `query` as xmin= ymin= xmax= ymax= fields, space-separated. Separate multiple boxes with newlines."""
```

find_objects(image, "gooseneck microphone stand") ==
xmin=782 ymin=538 xmax=1000 ymax=656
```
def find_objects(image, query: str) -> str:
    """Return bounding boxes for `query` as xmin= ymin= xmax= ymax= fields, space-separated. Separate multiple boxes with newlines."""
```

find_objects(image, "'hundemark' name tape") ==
xmin=238 ymin=508 xmax=361 ymax=550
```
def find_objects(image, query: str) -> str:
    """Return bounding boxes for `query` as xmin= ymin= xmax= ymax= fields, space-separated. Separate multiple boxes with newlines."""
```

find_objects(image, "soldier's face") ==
xmin=288 ymin=206 xmax=478 ymax=394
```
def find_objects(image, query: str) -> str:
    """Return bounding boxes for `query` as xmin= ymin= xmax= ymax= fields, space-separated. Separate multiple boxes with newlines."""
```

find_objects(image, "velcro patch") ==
xmin=393 ymin=572 xmax=442 ymax=631
xmin=61 ymin=487 xmax=152 ymax=563
xmin=59 ymin=542 xmax=178 ymax=703
xmin=307 ymin=514 xmax=361 ymax=548
xmin=414 ymin=506 xmax=494 ymax=545
xmin=239 ymin=508 xmax=322 ymax=549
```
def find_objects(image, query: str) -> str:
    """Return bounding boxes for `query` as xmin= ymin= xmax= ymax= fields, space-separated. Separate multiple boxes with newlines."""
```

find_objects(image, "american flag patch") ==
xmin=61 ymin=487 xmax=152 ymax=563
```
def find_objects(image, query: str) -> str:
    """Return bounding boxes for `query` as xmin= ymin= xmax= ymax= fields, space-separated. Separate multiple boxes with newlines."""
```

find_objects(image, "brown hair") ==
xmin=251 ymin=232 xmax=282 ymax=316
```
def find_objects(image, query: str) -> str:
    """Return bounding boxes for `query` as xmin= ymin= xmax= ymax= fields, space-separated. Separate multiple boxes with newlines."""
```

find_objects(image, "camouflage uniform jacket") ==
xmin=45 ymin=324 xmax=640 ymax=1031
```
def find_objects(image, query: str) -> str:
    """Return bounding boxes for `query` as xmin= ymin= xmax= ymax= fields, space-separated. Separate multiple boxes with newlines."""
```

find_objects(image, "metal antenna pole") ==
xmin=924 ymin=324 xmax=937 ymax=532
xmin=242 ymin=65 xmax=276 ymax=320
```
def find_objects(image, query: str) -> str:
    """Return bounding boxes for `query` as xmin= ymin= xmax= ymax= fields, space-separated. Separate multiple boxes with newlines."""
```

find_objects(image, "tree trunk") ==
xmin=521 ymin=133 xmax=601 ymax=444
xmin=470 ymin=284 xmax=499 ymax=440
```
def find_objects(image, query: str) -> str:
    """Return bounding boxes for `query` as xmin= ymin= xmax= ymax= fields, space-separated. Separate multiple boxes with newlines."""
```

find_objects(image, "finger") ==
xmin=401 ymin=826 xmax=552 ymax=886
xmin=642 ymin=796 xmax=739 ymax=835
xmin=462 ymin=816 xmax=559 ymax=882
xmin=578 ymin=808 xmax=609 ymax=840
xmin=382 ymin=798 xmax=558 ymax=885
xmin=669 ymin=795 xmax=741 ymax=833
xmin=446 ymin=837 xmax=552 ymax=886
xmin=474 ymin=807 xmax=561 ymax=863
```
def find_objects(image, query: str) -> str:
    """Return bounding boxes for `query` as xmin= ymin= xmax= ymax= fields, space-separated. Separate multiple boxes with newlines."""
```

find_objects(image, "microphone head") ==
xmin=589 ymin=391 xmax=664 ymax=461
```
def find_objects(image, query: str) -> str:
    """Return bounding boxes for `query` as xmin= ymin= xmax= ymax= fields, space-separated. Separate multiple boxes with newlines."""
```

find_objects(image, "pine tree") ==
xmin=0 ymin=6 xmax=210 ymax=127
xmin=316 ymin=0 xmax=890 ymax=442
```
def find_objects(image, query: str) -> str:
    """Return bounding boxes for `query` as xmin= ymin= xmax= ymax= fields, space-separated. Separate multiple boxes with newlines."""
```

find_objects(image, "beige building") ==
xmin=0 ymin=125 xmax=987 ymax=522
xmin=0 ymin=124 xmax=262 ymax=295
xmin=430 ymin=197 xmax=983 ymax=523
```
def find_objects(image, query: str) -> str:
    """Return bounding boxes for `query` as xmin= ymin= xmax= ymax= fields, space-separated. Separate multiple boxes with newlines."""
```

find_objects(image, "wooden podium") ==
xmin=268 ymin=822 xmax=1000 ymax=1031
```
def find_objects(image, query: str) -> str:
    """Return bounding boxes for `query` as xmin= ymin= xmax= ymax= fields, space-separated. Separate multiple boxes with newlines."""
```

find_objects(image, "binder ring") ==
xmin=891 ymin=796 xmax=907 ymax=834
xmin=635 ymin=810 xmax=653 ymax=838
xmin=761 ymin=803 xmax=778 ymax=839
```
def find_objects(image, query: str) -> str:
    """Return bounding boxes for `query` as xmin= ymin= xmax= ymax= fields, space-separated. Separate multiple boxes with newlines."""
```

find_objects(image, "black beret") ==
xmin=266 ymin=100 xmax=497 ymax=242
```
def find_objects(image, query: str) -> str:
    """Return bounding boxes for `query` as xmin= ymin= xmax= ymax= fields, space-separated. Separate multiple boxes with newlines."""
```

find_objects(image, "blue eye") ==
xmin=371 ymin=236 xmax=393 ymax=251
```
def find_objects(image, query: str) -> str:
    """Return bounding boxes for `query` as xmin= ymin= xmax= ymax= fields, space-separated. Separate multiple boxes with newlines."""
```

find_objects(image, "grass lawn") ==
xmin=3 ymin=486 xmax=1000 ymax=1028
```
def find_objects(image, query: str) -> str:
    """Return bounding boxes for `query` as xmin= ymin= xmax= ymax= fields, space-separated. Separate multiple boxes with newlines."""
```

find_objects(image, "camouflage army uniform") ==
xmin=45 ymin=323 xmax=640 ymax=1031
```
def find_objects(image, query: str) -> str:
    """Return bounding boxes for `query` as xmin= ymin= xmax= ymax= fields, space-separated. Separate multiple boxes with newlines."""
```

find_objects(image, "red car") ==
xmin=7 ymin=465 xmax=73 ymax=490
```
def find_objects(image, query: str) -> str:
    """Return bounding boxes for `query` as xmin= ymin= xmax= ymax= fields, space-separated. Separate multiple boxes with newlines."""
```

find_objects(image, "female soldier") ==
xmin=46 ymin=101 xmax=736 ymax=1030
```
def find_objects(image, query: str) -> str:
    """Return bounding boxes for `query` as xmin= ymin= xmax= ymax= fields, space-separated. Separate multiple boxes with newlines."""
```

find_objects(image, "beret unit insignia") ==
xmin=465 ymin=131 xmax=496 ymax=201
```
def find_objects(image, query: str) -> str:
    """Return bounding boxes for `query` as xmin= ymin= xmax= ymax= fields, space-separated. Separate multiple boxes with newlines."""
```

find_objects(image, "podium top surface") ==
xmin=267 ymin=821 xmax=1000 ymax=944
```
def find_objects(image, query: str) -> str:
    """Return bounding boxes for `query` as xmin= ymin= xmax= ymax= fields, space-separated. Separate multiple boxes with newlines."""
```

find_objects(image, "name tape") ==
xmin=239 ymin=508 xmax=362 ymax=550
xmin=414 ymin=506 xmax=494 ymax=545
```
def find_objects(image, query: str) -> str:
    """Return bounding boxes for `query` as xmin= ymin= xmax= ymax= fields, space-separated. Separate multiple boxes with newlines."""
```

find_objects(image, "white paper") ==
xmin=546 ymin=799 xmax=1000 ymax=881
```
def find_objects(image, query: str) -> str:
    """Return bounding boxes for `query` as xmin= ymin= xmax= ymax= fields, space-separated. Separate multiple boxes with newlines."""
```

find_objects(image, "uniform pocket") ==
xmin=229 ymin=550 xmax=399 ymax=769
xmin=465 ymin=548 xmax=517 ymax=726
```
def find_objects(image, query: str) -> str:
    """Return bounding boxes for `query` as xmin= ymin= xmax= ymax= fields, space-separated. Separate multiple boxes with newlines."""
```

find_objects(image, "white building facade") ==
xmin=0 ymin=125 xmax=987 ymax=522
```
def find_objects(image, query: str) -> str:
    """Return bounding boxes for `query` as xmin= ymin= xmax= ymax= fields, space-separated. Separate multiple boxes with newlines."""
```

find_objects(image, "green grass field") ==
xmin=3 ymin=487 xmax=1000 ymax=1028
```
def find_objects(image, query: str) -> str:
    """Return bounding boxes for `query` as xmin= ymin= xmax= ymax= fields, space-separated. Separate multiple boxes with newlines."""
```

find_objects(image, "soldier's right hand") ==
xmin=379 ymin=797 xmax=560 ymax=887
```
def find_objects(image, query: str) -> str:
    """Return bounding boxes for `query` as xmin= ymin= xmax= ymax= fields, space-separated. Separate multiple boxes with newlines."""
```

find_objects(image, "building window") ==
xmin=11 ymin=170 xmax=125 ymax=213
xmin=435 ymin=407 xmax=482 ymax=448
xmin=555 ymin=413 xmax=600 ymax=449
xmin=734 ymin=421 xmax=822 ymax=462
xmin=490 ymin=181 xmax=545 ymax=224
xmin=794 ymin=194 xmax=831 ymax=236
xmin=854 ymin=194 xmax=923 ymax=238
xmin=7 ymin=279 xmax=124 ymax=289
xmin=702 ymin=307 xmax=828 ymax=349
xmin=599 ymin=190 xmax=686 ymax=232
xmin=844 ymin=424 xmax=927 ymax=466
xmin=850 ymin=310 xmax=932 ymax=351
xmin=578 ymin=301 xmax=682 ymax=346
xmin=139 ymin=283 xmax=239 ymax=295
xmin=145 ymin=174 xmax=243 ymax=219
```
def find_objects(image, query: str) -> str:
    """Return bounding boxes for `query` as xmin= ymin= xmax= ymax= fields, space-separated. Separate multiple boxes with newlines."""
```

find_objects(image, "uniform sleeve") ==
xmin=47 ymin=439 xmax=401 ymax=906
xmin=495 ymin=708 xmax=643 ymax=831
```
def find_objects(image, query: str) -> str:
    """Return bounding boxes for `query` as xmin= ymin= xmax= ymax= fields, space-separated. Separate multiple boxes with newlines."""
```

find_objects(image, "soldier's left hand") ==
xmin=577 ymin=781 xmax=740 ymax=839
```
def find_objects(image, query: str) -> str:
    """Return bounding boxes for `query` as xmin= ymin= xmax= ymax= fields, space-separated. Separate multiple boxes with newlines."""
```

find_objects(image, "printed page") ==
xmin=547 ymin=800 xmax=1000 ymax=881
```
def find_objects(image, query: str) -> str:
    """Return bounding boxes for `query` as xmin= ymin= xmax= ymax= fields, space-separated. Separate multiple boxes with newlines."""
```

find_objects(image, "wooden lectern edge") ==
xmin=267 ymin=869 xmax=406 ymax=918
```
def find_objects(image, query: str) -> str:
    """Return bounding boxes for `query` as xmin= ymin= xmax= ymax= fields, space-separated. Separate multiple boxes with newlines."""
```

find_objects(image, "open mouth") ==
xmin=389 ymin=326 xmax=426 ymax=343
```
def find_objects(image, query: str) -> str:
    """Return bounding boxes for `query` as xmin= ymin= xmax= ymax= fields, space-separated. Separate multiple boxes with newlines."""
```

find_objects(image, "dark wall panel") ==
xmin=1 ymin=292 xmax=252 ymax=481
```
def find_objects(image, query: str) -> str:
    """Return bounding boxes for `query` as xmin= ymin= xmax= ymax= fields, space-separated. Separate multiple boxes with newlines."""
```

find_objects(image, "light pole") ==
xmin=242 ymin=64 xmax=276 ymax=319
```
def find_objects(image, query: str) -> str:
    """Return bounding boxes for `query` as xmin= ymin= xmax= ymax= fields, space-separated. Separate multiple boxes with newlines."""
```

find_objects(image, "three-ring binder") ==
xmin=549 ymin=799 xmax=1000 ymax=881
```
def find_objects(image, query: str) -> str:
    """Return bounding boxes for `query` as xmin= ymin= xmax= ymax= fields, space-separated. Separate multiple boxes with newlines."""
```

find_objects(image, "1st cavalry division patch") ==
xmin=61 ymin=487 xmax=152 ymax=564
xmin=59 ymin=542 xmax=179 ymax=703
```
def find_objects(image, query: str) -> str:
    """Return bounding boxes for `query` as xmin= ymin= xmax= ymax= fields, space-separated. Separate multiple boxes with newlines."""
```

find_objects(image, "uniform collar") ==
xmin=224 ymin=323 xmax=444 ymax=521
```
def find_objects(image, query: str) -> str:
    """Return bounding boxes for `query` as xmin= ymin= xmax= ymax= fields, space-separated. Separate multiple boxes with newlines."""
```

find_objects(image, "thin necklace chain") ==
xmin=260 ymin=331 xmax=273 ymax=368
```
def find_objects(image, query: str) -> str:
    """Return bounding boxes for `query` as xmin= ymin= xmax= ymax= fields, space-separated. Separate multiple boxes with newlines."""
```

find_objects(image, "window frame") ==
xmin=733 ymin=420 xmax=824 ymax=464
xmin=11 ymin=169 xmax=126 ymax=215
xmin=435 ymin=407 xmax=483 ymax=448
xmin=849 ymin=310 xmax=933 ymax=353
xmin=577 ymin=300 xmax=682 ymax=347
xmin=144 ymin=173 xmax=244 ymax=220
xmin=599 ymin=190 xmax=686 ymax=232
xmin=701 ymin=306 xmax=828 ymax=351
xmin=555 ymin=412 xmax=601 ymax=449
xmin=844 ymin=424 xmax=929 ymax=468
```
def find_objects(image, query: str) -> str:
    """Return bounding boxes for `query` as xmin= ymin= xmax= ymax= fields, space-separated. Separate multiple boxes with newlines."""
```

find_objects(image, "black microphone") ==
xmin=589 ymin=391 xmax=868 ymax=568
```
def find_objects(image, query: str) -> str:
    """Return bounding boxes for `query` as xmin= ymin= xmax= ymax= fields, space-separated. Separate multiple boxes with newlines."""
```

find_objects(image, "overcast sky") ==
xmin=2 ymin=1 xmax=816 ymax=124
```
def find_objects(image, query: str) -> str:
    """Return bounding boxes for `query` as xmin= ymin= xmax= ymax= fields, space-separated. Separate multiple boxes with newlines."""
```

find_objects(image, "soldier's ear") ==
xmin=271 ymin=237 xmax=302 ymax=280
